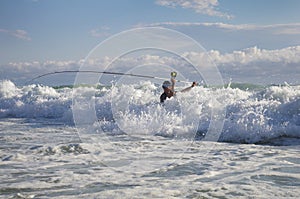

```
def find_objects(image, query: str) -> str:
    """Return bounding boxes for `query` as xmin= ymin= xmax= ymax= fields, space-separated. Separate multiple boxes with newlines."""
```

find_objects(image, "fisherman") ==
xmin=160 ymin=77 xmax=197 ymax=103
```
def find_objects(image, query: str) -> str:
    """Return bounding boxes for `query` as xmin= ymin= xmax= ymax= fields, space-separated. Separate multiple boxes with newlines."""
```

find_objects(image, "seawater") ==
xmin=0 ymin=80 xmax=299 ymax=198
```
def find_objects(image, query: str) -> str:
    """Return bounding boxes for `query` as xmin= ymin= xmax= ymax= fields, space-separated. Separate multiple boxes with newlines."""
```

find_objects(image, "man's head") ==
xmin=162 ymin=81 xmax=171 ymax=89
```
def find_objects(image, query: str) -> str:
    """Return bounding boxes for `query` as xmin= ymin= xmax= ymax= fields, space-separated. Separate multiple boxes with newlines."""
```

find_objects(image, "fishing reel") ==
xmin=170 ymin=71 xmax=177 ymax=78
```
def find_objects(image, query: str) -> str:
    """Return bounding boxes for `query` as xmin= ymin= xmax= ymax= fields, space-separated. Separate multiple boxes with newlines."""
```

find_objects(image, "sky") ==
xmin=1 ymin=0 xmax=300 ymax=85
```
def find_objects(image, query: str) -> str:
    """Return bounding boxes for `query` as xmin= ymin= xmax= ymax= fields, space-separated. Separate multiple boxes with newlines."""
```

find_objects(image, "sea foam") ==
xmin=1 ymin=80 xmax=299 ymax=145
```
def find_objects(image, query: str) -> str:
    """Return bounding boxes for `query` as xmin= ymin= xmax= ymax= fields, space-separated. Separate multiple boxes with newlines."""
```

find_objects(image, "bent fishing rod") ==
xmin=27 ymin=70 xmax=194 ymax=85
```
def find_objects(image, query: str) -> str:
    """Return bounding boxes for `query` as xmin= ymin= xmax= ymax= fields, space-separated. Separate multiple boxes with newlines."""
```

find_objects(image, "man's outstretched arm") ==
xmin=181 ymin=82 xmax=197 ymax=93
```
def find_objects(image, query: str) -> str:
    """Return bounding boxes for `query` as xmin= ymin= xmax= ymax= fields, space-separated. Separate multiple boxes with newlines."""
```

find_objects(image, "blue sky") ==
xmin=1 ymin=0 xmax=300 ymax=85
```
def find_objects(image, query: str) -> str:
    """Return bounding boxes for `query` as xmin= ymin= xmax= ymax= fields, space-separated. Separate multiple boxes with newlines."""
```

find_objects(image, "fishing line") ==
xmin=27 ymin=70 xmax=193 ymax=85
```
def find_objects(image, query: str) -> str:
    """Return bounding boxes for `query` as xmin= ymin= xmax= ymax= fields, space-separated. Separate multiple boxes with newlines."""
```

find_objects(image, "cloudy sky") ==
xmin=1 ymin=0 xmax=300 ymax=85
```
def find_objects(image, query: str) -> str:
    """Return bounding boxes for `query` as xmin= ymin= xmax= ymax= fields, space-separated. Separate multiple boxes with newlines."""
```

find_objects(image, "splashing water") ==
xmin=1 ymin=79 xmax=300 ymax=145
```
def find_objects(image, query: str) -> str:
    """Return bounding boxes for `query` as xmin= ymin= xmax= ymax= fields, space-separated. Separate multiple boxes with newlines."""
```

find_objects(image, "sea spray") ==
xmin=1 ymin=80 xmax=299 ymax=145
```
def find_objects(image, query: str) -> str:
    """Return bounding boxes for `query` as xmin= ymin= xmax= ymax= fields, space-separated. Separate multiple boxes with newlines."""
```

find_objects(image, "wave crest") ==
xmin=1 ymin=80 xmax=299 ymax=145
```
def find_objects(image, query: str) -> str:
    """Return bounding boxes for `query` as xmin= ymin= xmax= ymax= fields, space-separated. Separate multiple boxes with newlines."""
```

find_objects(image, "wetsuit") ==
xmin=160 ymin=92 xmax=168 ymax=103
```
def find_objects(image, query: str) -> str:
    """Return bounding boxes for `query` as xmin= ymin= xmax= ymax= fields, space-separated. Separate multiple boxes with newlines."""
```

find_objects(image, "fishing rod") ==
xmin=27 ymin=70 xmax=193 ymax=84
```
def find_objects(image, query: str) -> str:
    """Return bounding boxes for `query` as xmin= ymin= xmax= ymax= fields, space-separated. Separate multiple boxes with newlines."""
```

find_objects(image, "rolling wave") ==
xmin=1 ymin=80 xmax=299 ymax=145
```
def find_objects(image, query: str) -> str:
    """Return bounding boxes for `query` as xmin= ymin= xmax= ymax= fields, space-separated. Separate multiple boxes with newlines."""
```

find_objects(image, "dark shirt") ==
xmin=160 ymin=92 xmax=168 ymax=103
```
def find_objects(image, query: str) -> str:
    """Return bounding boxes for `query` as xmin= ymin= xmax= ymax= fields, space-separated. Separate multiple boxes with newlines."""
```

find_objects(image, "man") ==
xmin=160 ymin=78 xmax=197 ymax=103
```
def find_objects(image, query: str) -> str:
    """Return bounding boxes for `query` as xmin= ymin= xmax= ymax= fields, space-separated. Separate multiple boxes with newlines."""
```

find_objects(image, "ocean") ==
xmin=0 ymin=79 xmax=299 ymax=198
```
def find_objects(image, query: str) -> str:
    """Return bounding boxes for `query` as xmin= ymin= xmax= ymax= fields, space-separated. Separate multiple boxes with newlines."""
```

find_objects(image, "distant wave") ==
xmin=1 ymin=79 xmax=300 ymax=145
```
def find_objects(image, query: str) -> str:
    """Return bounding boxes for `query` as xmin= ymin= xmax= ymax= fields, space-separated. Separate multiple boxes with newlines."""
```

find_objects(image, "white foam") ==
xmin=1 ymin=80 xmax=300 ymax=144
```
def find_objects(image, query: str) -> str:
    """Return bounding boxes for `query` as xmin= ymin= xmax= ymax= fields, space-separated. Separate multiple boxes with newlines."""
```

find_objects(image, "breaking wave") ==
xmin=1 ymin=79 xmax=300 ymax=145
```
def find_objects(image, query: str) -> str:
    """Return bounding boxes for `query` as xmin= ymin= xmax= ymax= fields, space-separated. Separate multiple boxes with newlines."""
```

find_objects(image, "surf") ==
xmin=1 ymin=79 xmax=300 ymax=145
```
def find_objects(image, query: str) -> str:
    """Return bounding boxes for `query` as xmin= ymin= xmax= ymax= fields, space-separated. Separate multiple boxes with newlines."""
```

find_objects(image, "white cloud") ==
xmin=0 ymin=29 xmax=31 ymax=41
xmin=155 ymin=0 xmax=233 ymax=19
xmin=1 ymin=46 xmax=300 ymax=85
xmin=197 ymin=46 xmax=300 ymax=65
xmin=183 ymin=46 xmax=300 ymax=84
xmin=0 ymin=60 xmax=82 ymax=84
xmin=142 ymin=22 xmax=300 ymax=35
xmin=205 ymin=23 xmax=300 ymax=35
